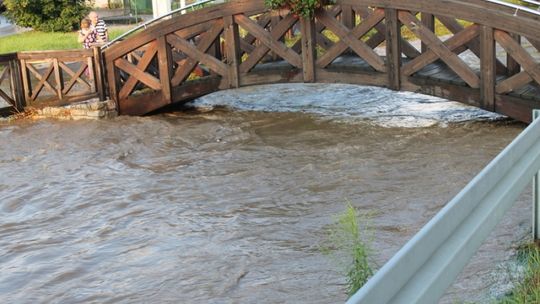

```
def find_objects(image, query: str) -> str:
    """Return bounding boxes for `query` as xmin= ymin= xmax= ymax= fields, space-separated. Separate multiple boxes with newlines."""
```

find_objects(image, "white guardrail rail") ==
xmin=348 ymin=108 xmax=540 ymax=304
xmin=102 ymin=0 xmax=222 ymax=49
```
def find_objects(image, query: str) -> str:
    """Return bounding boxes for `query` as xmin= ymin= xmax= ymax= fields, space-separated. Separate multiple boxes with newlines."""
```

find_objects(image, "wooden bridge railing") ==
xmin=18 ymin=48 xmax=105 ymax=107
xmin=0 ymin=53 xmax=25 ymax=115
xmin=99 ymin=0 xmax=540 ymax=122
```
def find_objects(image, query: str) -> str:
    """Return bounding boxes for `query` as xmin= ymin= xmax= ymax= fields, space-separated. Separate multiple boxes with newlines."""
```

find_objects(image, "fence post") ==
xmin=534 ymin=109 xmax=540 ymax=242
xmin=300 ymin=16 xmax=316 ymax=83
xmin=385 ymin=8 xmax=401 ymax=91
xmin=93 ymin=47 xmax=106 ymax=101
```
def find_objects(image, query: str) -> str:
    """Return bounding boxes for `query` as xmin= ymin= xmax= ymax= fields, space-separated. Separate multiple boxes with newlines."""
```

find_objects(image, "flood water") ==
xmin=0 ymin=84 xmax=532 ymax=303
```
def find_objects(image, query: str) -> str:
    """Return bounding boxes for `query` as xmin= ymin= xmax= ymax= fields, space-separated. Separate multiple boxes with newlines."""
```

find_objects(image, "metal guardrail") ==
xmin=102 ymin=0 xmax=221 ymax=49
xmin=348 ymin=110 xmax=540 ymax=304
xmin=489 ymin=0 xmax=540 ymax=14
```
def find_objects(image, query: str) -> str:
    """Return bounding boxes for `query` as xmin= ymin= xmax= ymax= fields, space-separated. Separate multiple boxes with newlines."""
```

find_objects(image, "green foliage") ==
xmin=3 ymin=0 xmax=91 ymax=32
xmin=264 ymin=0 xmax=335 ymax=18
xmin=322 ymin=202 xmax=374 ymax=296
xmin=498 ymin=244 xmax=540 ymax=304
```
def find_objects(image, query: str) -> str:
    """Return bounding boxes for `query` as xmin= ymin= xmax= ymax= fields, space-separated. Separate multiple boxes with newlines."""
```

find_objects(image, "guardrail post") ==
xmin=300 ymin=17 xmax=316 ymax=83
xmin=534 ymin=109 xmax=540 ymax=242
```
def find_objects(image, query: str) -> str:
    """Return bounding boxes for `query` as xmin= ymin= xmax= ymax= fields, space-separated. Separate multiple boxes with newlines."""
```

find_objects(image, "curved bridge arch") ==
xmin=103 ymin=0 xmax=540 ymax=122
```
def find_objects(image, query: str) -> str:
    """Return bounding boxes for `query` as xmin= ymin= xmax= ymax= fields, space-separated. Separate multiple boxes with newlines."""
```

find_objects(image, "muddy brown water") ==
xmin=0 ymin=84 xmax=532 ymax=303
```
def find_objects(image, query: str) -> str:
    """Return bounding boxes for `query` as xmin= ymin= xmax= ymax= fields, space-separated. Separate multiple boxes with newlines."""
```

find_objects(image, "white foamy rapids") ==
xmin=190 ymin=83 xmax=505 ymax=128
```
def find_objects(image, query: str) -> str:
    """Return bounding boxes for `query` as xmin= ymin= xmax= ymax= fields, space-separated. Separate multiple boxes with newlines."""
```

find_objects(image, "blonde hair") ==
xmin=80 ymin=18 xmax=91 ymax=29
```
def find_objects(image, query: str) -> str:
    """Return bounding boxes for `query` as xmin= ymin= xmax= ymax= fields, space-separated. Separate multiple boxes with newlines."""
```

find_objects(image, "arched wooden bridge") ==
xmin=103 ymin=0 xmax=540 ymax=122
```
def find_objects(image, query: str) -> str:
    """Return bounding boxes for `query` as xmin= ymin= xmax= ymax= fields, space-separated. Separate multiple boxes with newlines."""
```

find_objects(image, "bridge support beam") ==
xmin=480 ymin=26 xmax=495 ymax=111
xmin=300 ymin=17 xmax=316 ymax=83
xmin=385 ymin=9 xmax=401 ymax=91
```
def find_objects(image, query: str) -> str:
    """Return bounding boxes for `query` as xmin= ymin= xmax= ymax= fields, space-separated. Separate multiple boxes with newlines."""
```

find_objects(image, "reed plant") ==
xmin=322 ymin=202 xmax=375 ymax=296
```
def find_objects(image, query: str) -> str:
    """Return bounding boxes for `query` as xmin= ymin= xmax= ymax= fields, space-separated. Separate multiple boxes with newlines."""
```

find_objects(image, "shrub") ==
xmin=322 ymin=203 xmax=375 ymax=296
xmin=3 ymin=0 xmax=91 ymax=32
xmin=264 ymin=0 xmax=335 ymax=18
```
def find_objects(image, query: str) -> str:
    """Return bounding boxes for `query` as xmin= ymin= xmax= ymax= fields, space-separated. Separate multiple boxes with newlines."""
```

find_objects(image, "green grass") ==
xmin=322 ymin=202 xmax=375 ymax=297
xmin=0 ymin=27 xmax=133 ymax=54
xmin=497 ymin=244 xmax=540 ymax=304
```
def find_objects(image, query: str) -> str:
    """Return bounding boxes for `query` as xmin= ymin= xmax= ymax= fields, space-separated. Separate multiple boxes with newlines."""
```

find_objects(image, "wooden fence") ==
xmin=0 ymin=48 xmax=105 ymax=116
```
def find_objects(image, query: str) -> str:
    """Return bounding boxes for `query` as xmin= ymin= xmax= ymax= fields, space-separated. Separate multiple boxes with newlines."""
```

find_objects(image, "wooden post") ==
xmin=385 ymin=9 xmax=401 ymax=90
xmin=480 ymin=25 xmax=495 ymax=111
xmin=224 ymin=15 xmax=240 ymax=88
xmin=421 ymin=13 xmax=435 ymax=53
xmin=12 ymin=59 xmax=26 ymax=110
xmin=52 ymin=58 xmax=63 ymax=100
xmin=507 ymin=33 xmax=521 ymax=76
xmin=271 ymin=15 xmax=280 ymax=61
xmin=19 ymin=59 xmax=32 ymax=106
xmin=105 ymin=57 xmax=120 ymax=108
xmin=93 ymin=47 xmax=106 ymax=101
xmin=157 ymin=36 xmax=172 ymax=104
xmin=300 ymin=17 xmax=316 ymax=83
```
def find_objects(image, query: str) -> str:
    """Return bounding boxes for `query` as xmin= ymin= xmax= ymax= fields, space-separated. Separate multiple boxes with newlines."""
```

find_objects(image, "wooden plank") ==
xmin=495 ymin=30 xmax=540 ymax=85
xmin=62 ymin=63 xmax=90 ymax=95
xmin=316 ymin=8 xmax=386 ymax=71
xmin=170 ymin=19 xmax=224 ymax=86
xmin=507 ymin=33 xmax=521 ymax=77
xmin=172 ymin=76 xmax=221 ymax=103
xmin=118 ymin=41 xmax=158 ymax=100
xmin=20 ymin=59 xmax=31 ymax=105
xmin=385 ymin=8 xmax=401 ymax=90
xmin=167 ymin=32 xmax=228 ymax=78
xmin=317 ymin=69 xmax=388 ymax=87
xmin=496 ymin=72 xmax=531 ymax=94
xmin=235 ymin=14 xmax=303 ymax=69
xmin=17 ymin=49 xmax=93 ymax=60
xmin=53 ymin=58 xmax=63 ymax=99
xmin=27 ymin=63 xmax=56 ymax=101
xmin=399 ymin=11 xmax=480 ymax=88
xmin=354 ymin=6 xmax=420 ymax=59
xmin=300 ymin=17 xmax=317 ymax=82
xmin=93 ymin=47 xmax=106 ymax=101
xmin=402 ymin=24 xmax=480 ymax=76
xmin=342 ymin=4 xmax=355 ymax=29
xmin=437 ymin=16 xmax=506 ymax=74
xmin=224 ymin=15 xmax=240 ymax=88
xmin=421 ymin=13 xmax=434 ymax=53
xmin=116 ymin=58 xmax=162 ymax=91
xmin=480 ymin=25 xmax=495 ymax=111
xmin=157 ymin=36 xmax=173 ymax=104
xmin=239 ymin=14 xmax=298 ymax=73
xmin=87 ymin=56 xmax=95 ymax=92
xmin=105 ymin=56 xmax=120 ymax=104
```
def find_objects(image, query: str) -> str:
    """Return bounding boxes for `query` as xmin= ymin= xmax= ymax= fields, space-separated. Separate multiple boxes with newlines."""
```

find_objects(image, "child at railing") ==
xmin=78 ymin=19 xmax=97 ymax=49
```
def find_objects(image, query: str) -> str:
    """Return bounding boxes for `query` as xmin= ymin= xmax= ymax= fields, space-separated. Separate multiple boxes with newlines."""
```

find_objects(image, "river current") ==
xmin=0 ymin=84 xmax=531 ymax=303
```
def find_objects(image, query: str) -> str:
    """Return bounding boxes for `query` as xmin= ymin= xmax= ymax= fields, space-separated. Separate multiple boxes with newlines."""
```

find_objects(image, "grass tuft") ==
xmin=498 ymin=243 xmax=540 ymax=304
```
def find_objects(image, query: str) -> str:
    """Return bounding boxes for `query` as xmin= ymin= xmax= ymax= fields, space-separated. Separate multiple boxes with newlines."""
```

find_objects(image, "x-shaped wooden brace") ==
xmin=437 ymin=16 xmax=506 ymax=74
xmin=239 ymin=13 xmax=272 ymax=56
xmin=117 ymin=41 xmax=160 ymax=101
xmin=290 ymin=5 xmax=342 ymax=53
xmin=239 ymin=14 xmax=299 ymax=73
xmin=316 ymin=8 xmax=386 ymax=71
xmin=235 ymin=14 xmax=303 ymax=70
xmin=59 ymin=61 xmax=91 ymax=95
xmin=354 ymin=7 xmax=420 ymax=59
xmin=494 ymin=30 xmax=540 ymax=94
xmin=402 ymin=24 xmax=480 ymax=76
xmin=168 ymin=19 xmax=224 ymax=86
xmin=26 ymin=62 xmax=57 ymax=101
xmin=0 ymin=65 xmax=15 ymax=105
xmin=399 ymin=11 xmax=480 ymax=88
